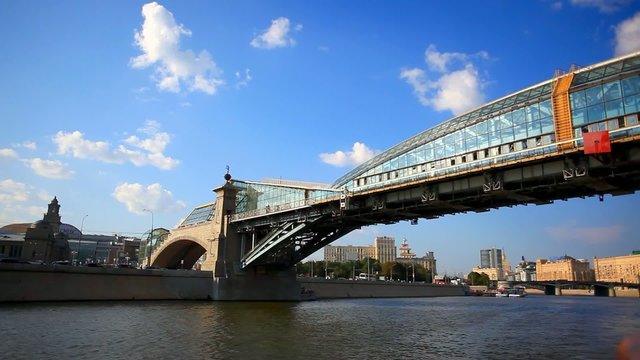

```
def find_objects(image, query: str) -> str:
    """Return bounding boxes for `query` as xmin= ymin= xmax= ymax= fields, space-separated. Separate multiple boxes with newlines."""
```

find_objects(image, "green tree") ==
xmin=467 ymin=271 xmax=489 ymax=286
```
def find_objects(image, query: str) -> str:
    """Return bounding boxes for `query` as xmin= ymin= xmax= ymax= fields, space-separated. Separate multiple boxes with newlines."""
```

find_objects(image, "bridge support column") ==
xmin=594 ymin=285 xmax=610 ymax=296
xmin=208 ymin=177 xmax=301 ymax=301
xmin=544 ymin=285 xmax=556 ymax=295
xmin=609 ymin=287 xmax=617 ymax=297
xmin=555 ymin=286 xmax=562 ymax=296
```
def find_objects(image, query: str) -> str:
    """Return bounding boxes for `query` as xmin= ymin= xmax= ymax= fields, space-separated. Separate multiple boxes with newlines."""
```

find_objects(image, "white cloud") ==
xmin=400 ymin=68 xmax=429 ymax=106
xmin=26 ymin=158 xmax=75 ymax=179
xmin=13 ymin=141 xmax=36 ymax=150
xmin=0 ymin=179 xmax=52 ymax=225
xmin=54 ymin=121 xmax=179 ymax=170
xmin=320 ymin=142 xmax=379 ymax=167
xmin=430 ymin=65 xmax=485 ymax=115
xmin=130 ymin=2 xmax=224 ymax=95
xmin=0 ymin=179 xmax=29 ymax=203
xmin=251 ymin=17 xmax=300 ymax=49
xmin=54 ymin=131 xmax=121 ymax=163
xmin=570 ymin=0 xmax=630 ymax=13
xmin=112 ymin=182 xmax=186 ymax=215
xmin=401 ymin=44 xmax=487 ymax=115
xmin=545 ymin=220 xmax=625 ymax=244
xmin=0 ymin=148 xmax=18 ymax=159
xmin=615 ymin=12 xmax=640 ymax=57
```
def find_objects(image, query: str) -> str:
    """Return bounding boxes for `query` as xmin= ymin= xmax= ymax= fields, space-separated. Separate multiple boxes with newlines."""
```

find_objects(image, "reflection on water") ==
xmin=0 ymin=295 xmax=638 ymax=360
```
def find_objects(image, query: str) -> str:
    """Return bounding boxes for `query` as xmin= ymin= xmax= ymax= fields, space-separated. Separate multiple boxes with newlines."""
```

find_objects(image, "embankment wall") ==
xmin=299 ymin=278 xmax=467 ymax=298
xmin=1 ymin=264 xmax=467 ymax=302
xmin=0 ymin=263 xmax=213 ymax=302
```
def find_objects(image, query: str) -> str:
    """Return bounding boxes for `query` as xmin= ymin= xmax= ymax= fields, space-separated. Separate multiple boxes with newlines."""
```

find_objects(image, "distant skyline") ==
xmin=2 ymin=1 xmax=640 ymax=274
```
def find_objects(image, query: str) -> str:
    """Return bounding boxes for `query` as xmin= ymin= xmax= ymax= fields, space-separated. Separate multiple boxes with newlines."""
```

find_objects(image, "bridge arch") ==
xmin=151 ymin=236 xmax=208 ymax=269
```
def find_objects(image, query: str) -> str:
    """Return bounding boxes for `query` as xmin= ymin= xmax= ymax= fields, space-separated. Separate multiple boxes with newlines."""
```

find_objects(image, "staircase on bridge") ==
xmin=552 ymin=73 xmax=575 ymax=151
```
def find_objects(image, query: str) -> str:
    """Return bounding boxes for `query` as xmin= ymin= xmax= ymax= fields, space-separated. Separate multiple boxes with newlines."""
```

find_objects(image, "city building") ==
xmin=374 ymin=236 xmax=396 ymax=264
xmin=323 ymin=245 xmax=374 ymax=262
xmin=0 ymin=197 xmax=142 ymax=266
xmin=536 ymin=255 xmax=594 ymax=281
xmin=480 ymin=248 xmax=502 ymax=268
xmin=474 ymin=248 xmax=505 ymax=281
xmin=512 ymin=259 xmax=537 ymax=282
xmin=11 ymin=197 xmax=71 ymax=264
xmin=471 ymin=266 xmax=502 ymax=281
xmin=398 ymin=238 xmax=416 ymax=259
xmin=423 ymin=251 xmax=437 ymax=276
xmin=323 ymin=237 xmax=437 ymax=275
xmin=593 ymin=252 xmax=640 ymax=283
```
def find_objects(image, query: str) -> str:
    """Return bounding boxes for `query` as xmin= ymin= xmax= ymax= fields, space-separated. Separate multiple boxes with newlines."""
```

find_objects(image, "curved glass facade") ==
xmin=233 ymin=180 xmax=340 ymax=220
xmin=139 ymin=228 xmax=170 ymax=262
xmin=332 ymin=52 xmax=640 ymax=192
xmin=179 ymin=202 xmax=215 ymax=228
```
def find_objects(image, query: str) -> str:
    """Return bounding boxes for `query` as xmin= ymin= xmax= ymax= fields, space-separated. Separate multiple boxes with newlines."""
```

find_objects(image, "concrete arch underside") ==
xmin=151 ymin=238 xmax=207 ymax=269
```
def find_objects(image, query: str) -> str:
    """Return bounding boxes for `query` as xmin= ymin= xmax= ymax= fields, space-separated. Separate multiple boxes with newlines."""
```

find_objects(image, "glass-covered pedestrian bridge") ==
xmin=182 ymin=52 xmax=640 ymax=224
xmin=332 ymin=52 xmax=640 ymax=192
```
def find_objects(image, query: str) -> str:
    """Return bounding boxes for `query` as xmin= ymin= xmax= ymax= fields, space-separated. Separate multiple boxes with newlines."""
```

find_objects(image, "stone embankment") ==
xmin=0 ymin=263 xmax=467 ymax=302
xmin=298 ymin=278 xmax=467 ymax=299
xmin=0 ymin=263 xmax=213 ymax=302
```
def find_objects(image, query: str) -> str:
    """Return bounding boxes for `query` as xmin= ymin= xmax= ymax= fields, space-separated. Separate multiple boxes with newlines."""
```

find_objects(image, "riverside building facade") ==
xmin=593 ymin=252 xmax=640 ymax=283
xmin=536 ymin=255 xmax=594 ymax=281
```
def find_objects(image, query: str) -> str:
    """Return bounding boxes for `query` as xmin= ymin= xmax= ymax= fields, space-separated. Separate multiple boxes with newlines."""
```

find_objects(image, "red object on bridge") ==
xmin=583 ymin=130 xmax=611 ymax=154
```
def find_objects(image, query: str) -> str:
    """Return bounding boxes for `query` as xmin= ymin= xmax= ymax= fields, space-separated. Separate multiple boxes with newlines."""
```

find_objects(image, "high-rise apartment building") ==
xmin=480 ymin=248 xmax=502 ymax=268
xmin=374 ymin=236 xmax=397 ymax=264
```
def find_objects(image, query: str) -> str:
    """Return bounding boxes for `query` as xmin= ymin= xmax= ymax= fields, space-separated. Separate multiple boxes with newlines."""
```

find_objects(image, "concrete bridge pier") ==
xmin=544 ymin=284 xmax=561 ymax=295
xmin=555 ymin=286 xmax=562 ymax=296
xmin=210 ymin=178 xmax=301 ymax=301
xmin=593 ymin=284 xmax=612 ymax=297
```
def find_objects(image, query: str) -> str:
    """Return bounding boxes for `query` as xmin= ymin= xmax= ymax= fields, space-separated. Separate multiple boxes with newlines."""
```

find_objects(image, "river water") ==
xmin=1 ymin=295 xmax=638 ymax=359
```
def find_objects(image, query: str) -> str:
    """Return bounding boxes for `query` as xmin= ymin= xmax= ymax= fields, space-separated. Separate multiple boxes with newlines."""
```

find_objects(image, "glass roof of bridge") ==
xmin=179 ymin=202 xmax=215 ymax=227
xmin=332 ymin=80 xmax=554 ymax=188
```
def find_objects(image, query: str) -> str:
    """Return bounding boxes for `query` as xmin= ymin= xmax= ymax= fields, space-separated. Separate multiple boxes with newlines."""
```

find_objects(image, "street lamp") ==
xmin=143 ymin=209 xmax=153 ymax=268
xmin=389 ymin=263 xmax=394 ymax=281
xmin=79 ymin=214 xmax=88 ymax=265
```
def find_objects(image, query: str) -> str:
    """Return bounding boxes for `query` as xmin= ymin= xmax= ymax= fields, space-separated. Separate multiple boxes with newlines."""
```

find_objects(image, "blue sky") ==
xmin=1 ymin=0 xmax=639 ymax=274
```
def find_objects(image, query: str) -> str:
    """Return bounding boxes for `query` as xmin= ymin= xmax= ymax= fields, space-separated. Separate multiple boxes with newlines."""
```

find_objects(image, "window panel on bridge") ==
xmin=603 ymin=81 xmax=622 ymax=101
xmin=526 ymin=104 xmax=541 ymax=121
xmin=624 ymin=94 xmax=640 ymax=113
xmin=622 ymin=76 xmax=640 ymax=96
xmin=181 ymin=203 xmax=215 ymax=227
xmin=527 ymin=119 xmax=542 ymax=136
xmin=606 ymin=99 xmax=625 ymax=118
xmin=539 ymin=100 xmax=553 ymax=118
xmin=587 ymin=103 xmax=606 ymax=123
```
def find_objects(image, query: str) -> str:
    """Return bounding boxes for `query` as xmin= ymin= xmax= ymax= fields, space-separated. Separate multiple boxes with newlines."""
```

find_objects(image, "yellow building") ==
xmin=471 ymin=266 xmax=502 ymax=281
xmin=593 ymin=253 xmax=640 ymax=283
xmin=374 ymin=236 xmax=397 ymax=264
xmin=536 ymin=256 xmax=594 ymax=281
